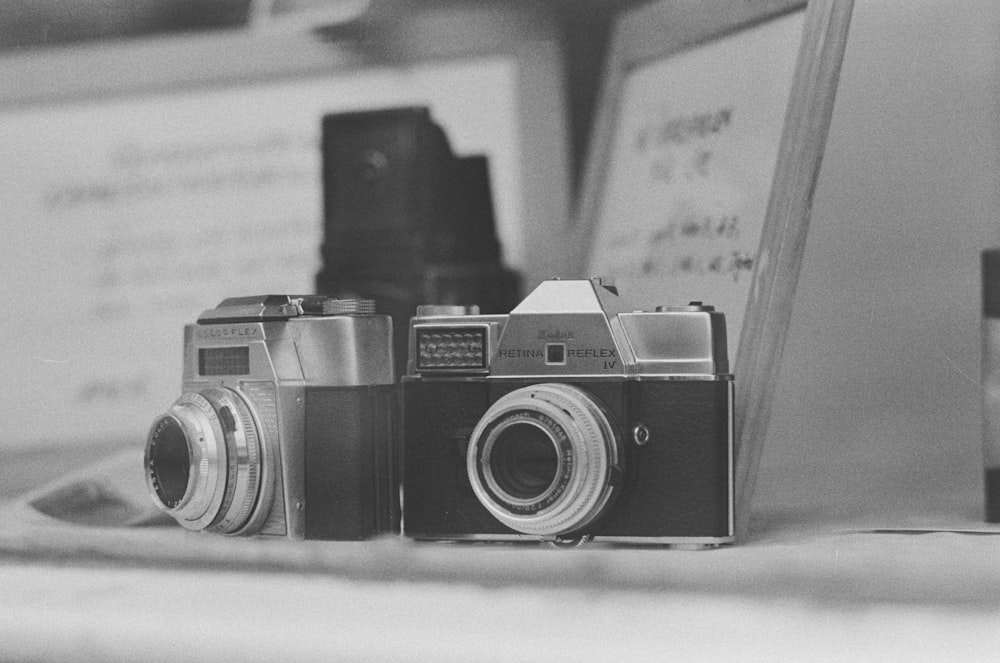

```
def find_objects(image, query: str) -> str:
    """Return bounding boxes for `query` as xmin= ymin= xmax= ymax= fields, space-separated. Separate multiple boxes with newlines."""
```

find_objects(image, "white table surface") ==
xmin=2 ymin=444 xmax=1000 ymax=662
xmin=2 ymin=560 xmax=999 ymax=663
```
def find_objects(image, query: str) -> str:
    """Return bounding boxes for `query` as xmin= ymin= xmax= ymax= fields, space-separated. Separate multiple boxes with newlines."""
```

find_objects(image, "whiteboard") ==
xmin=587 ymin=11 xmax=804 ymax=360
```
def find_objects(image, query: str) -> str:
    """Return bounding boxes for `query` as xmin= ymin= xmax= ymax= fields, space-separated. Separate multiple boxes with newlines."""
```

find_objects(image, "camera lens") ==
xmin=489 ymin=424 xmax=559 ymax=500
xmin=144 ymin=388 xmax=264 ymax=535
xmin=467 ymin=383 xmax=622 ymax=537
xmin=147 ymin=416 xmax=191 ymax=509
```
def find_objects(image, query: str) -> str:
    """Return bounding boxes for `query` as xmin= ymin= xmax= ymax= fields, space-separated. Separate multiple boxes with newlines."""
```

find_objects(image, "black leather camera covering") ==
xmin=597 ymin=380 xmax=731 ymax=538
xmin=402 ymin=380 xmax=509 ymax=537
xmin=402 ymin=379 xmax=731 ymax=539
xmin=304 ymin=384 xmax=399 ymax=539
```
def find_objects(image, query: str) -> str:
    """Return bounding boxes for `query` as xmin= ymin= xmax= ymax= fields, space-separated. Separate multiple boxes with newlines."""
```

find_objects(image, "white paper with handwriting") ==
xmin=588 ymin=11 xmax=804 ymax=360
xmin=0 ymin=59 xmax=520 ymax=446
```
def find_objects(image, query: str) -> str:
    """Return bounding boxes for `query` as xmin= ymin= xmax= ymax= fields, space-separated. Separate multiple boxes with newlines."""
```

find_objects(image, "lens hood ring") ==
xmin=145 ymin=391 xmax=227 ymax=530
xmin=479 ymin=414 xmax=567 ymax=509
xmin=144 ymin=388 xmax=265 ymax=534
xmin=467 ymin=383 xmax=621 ymax=537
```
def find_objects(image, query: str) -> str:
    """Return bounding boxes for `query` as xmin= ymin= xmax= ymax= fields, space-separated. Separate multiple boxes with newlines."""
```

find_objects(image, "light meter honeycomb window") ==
xmin=416 ymin=327 xmax=487 ymax=370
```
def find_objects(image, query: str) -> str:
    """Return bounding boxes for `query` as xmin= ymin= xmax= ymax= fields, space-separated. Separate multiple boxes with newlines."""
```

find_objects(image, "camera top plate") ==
xmin=198 ymin=295 xmax=375 ymax=323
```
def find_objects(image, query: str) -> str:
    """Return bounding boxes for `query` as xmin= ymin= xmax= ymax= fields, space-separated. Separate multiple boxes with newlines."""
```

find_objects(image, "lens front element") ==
xmin=144 ymin=387 xmax=264 ymax=534
xmin=467 ymin=384 xmax=622 ymax=537
xmin=489 ymin=423 xmax=560 ymax=501
xmin=147 ymin=416 xmax=192 ymax=508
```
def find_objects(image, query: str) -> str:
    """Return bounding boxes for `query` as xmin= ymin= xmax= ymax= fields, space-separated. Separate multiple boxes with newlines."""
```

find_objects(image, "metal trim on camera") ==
xmin=146 ymin=387 xmax=264 ymax=534
xmin=414 ymin=324 xmax=491 ymax=372
xmin=144 ymin=295 xmax=399 ymax=540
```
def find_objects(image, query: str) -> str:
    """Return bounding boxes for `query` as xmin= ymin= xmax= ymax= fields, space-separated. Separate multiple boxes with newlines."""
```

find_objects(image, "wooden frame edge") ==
xmin=571 ymin=0 xmax=854 ymax=540
xmin=734 ymin=0 xmax=854 ymax=538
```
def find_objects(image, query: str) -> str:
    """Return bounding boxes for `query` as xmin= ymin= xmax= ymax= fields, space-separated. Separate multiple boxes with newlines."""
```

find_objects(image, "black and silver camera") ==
xmin=402 ymin=278 xmax=734 ymax=547
xmin=144 ymin=295 xmax=398 ymax=540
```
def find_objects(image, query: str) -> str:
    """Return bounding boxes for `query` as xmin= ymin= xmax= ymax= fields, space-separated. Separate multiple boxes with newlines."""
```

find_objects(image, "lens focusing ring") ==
xmin=482 ymin=418 xmax=565 ymax=508
xmin=201 ymin=387 xmax=262 ymax=534
xmin=467 ymin=383 xmax=622 ymax=537
xmin=146 ymin=393 xmax=223 ymax=528
xmin=144 ymin=388 xmax=264 ymax=534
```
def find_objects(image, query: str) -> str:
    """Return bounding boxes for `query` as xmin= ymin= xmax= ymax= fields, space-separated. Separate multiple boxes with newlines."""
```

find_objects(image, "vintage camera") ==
xmin=144 ymin=295 xmax=398 ymax=540
xmin=402 ymin=278 xmax=734 ymax=547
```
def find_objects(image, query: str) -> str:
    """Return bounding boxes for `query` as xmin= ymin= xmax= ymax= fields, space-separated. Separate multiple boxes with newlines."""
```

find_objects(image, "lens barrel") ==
xmin=467 ymin=383 xmax=622 ymax=537
xmin=146 ymin=415 xmax=192 ymax=509
xmin=489 ymin=423 xmax=560 ymax=501
xmin=144 ymin=387 xmax=264 ymax=534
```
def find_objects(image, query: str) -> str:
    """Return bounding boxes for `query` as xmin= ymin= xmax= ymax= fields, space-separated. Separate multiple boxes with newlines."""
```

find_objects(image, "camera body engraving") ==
xmin=402 ymin=278 xmax=734 ymax=546
xmin=145 ymin=295 xmax=398 ymax=540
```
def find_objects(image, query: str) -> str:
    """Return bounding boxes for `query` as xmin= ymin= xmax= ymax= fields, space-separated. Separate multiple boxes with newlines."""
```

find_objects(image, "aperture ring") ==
xmin=200 ymin=387 xmax=262 ymax=535
xmin=150 ymin=392 xmax=228 ymax=530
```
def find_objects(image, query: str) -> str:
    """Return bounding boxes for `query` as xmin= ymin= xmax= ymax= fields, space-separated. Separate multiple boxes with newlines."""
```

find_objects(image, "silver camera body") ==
xmin=145 ymin=295 xmax=398 ymax=540
xmin=402 ymin=278 xmax=735 ymax=547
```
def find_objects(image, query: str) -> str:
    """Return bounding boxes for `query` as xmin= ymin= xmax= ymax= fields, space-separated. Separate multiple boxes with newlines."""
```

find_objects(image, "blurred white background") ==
xmin=756 ymin=0 xmax=1000 ymax=531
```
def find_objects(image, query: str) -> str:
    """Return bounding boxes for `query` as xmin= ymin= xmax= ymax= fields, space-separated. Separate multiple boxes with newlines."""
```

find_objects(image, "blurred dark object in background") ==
xmin=316 ymin=106 xmax=520 ymax=378
xmin=0 ymin=0 xmax=252 ymax=50
xmin=983 ymin=249 xmax=1000 ymax=522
